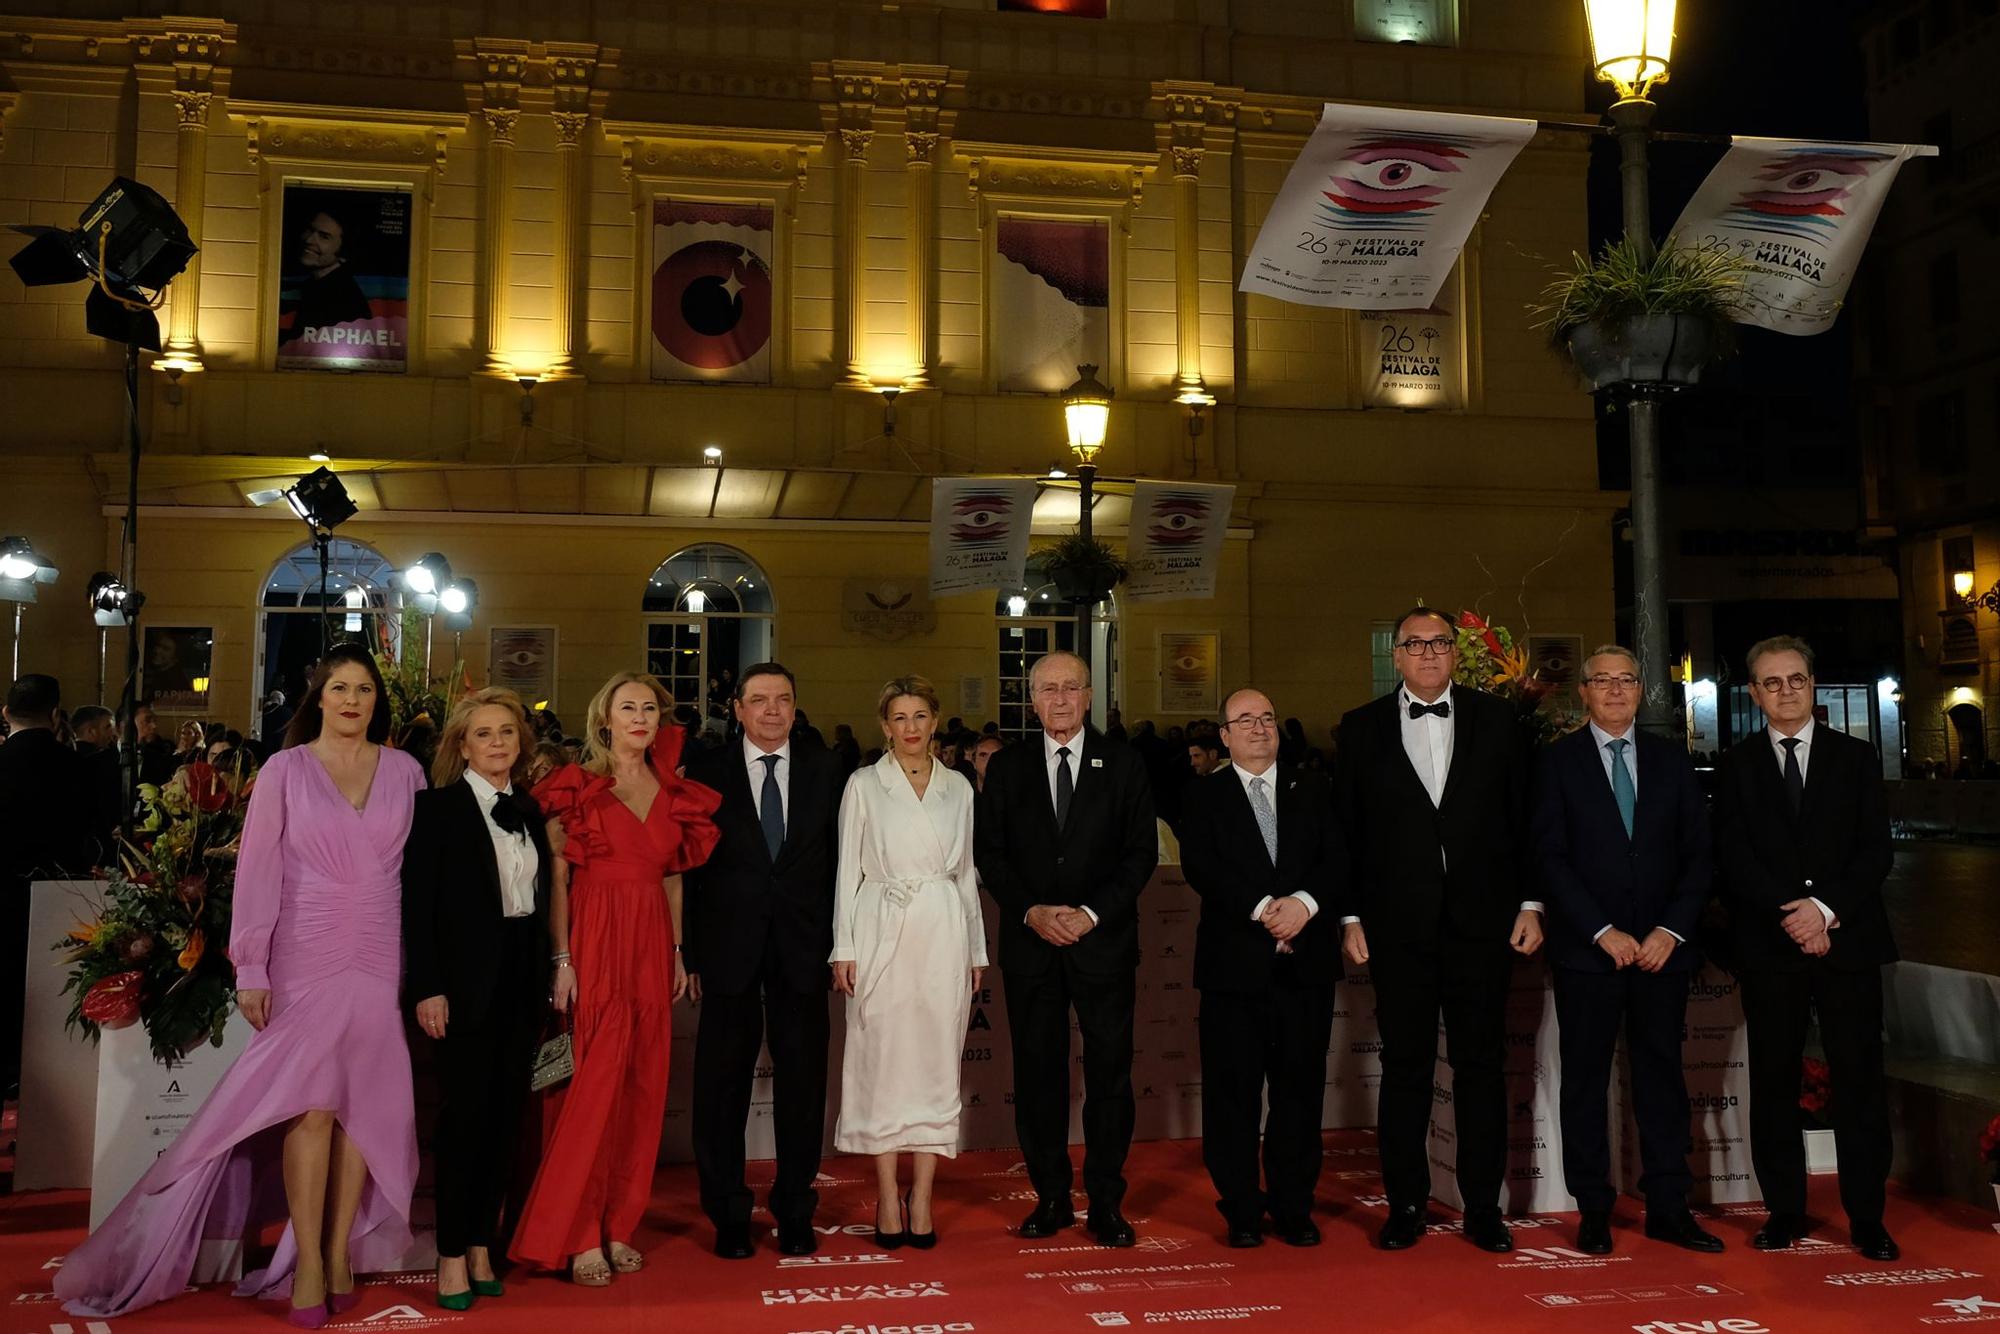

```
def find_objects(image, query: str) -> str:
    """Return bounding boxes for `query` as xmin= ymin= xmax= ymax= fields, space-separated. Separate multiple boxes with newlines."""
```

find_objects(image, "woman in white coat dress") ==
xmin=829 ymin=675 xmax=987 ymax=1249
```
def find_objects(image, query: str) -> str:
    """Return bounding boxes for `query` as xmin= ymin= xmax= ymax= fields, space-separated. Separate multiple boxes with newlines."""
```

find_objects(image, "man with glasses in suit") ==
xmin=1335 ymin=606 xmax=1539 ymax=1253
xmin=1714 ymin=635 xmax=1898 ymax=1261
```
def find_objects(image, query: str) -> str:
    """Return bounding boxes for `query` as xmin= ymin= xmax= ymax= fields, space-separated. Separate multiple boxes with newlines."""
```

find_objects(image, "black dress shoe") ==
xmin=1274 ymin=1217 xmax=1321 ymax=1248
xmin=1852 ymin=1223 xmax=1900 ymax=1262
xmin=1577 ymin=1211 xmax=1613 ymax=1255
xmin=1017 ymin=1200 xmax=1076 ymax=1239
xmin=1225 ymin=1220 xmax=1263 ymax=1248
xmin=714 ymin=1224 xmax=754 ymax=1259
xmin=1750 ymin=1214 xmax=1809 ymax=1251
xmin=1465 ymin=1212 xmax=1514 ymax=1253
xmin=903 ymin=1195 xmax=937 ymax=1250
xmin=1645 ymin=1210 xmax=1724 ymax=1254
xmin=1088 ymin=1209 xmax=1136 ymax=1248
xmin=778 ymin=1222 xmax=818 ymax=1257
xmin=1377 ymin=1204 xmax=1426 ymax=1250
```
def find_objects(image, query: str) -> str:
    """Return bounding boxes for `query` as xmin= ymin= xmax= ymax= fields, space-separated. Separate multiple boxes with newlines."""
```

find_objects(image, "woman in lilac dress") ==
xmin=58 ymin=642 xmax=426 ymax=1327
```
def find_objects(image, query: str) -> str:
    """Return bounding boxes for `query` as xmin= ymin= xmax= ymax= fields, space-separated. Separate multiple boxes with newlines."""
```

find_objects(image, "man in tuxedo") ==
xmin=1335 ymin=606 xmax=1540 ymax=1253
xmin=683 ymin=663 xmax=845 ymax=1259
xmin=1713 ymin=635 xmax=1898 ymax=1261
xmin=1179 ymin=687 xmax=1344 ymax=1248
xmin=1533 ymin=647 xmax=1721 ymax=1255
xmin=976 ymin=650 xmax=1156 ymax=1247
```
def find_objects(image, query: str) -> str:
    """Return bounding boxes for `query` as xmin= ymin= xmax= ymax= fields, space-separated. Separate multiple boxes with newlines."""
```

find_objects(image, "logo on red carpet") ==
xmin=1509 ymin=1244 xmax=1633 ymax=1271
xmin=1825 ymin=1268 xmax=1983 ymax=1288
xmin=777 ymin=1253 xmax=904 ymax=1268
xmin=1630 ymin=1321 xmax=1767 ymax=1334
xmin=762 ymin=1280 xmax=949 ymax=1305
xmin=353 ymin=1308 xmax=468 ymax=1328
xmin=1533 ymin=1283 xmax=1742 ymax=1309
xmin=1926 ymin=1295 xmax=2000 ymax=1325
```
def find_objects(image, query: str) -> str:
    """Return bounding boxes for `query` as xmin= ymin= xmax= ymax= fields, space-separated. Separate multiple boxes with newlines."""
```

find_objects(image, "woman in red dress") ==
xmin=510 ymin=672 xmax=721 ymax=1285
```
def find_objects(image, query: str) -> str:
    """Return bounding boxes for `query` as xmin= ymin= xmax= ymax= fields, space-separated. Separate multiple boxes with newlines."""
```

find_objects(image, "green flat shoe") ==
xmin=471 ymin=1278 xmax=504 ymax=1298
xmin=437 ymin=1288 xmax=476 ymax=1312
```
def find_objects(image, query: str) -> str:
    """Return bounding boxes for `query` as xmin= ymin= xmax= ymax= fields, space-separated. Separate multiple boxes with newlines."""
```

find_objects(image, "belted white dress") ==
xmin=830 ymin=753 xmax=989 ymax=1156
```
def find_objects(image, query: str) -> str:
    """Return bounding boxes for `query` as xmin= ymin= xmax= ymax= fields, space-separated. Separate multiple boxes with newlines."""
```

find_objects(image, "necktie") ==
xmin=1780 ymin=737 xmax=1804 ymax=814
xmin=1606 ymin=737 xmax=1635 ymax=838
xmin=758 ymin=753 xmax=785 ymax=858
xmin=1408 ymin=699 xmax=1450 ymax=719
xmin=1248 ymin=775 xmax=1278 ymax=864
xmin=1054 ymin=745 xmax=1074 ymax=828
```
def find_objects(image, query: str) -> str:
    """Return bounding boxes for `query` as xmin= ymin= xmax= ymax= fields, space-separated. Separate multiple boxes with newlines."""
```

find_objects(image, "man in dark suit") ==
xmin=1713 ymin=635 xmax=1898 ymax=1262
xmin=1533 ymin=646 xmax=1721 ymax=1256
xmin=683 ymin=662 xmax=845 ymax=1259
xmin=1179 ymin=687 xmax=1344 ymax=1248
xmin=1335 ymin=606 xmax=1540 ymax=1253
xmin=976 ymin=649 xmax=1156 ymax=1247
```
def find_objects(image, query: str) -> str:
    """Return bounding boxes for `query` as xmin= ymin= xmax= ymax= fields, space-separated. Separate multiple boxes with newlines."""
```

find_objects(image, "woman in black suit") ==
xmin=402 ymin=687 xmax=554 ymax=1311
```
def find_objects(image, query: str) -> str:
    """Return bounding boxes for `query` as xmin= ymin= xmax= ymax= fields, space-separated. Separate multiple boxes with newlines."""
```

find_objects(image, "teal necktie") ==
xmin=1607 ymin=737 xmax=1635 ymax=837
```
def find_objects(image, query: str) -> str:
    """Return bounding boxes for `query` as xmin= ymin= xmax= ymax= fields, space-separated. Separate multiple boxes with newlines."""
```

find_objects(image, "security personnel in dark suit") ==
xmin=1335 ymin=606 xmax=1539 ymax=1253
xmin=975 ymin=650 xmax=1156 ymax=1248
xmin=682 ymin=663 xmax=845 ymax=1259
xmin=1714 ymin=635 xmax=1898 ymax=1262
xmin=1179 ymin=687 xmax=1344 ymax=1249
xmin=1533 ymin=647 xmax=1721 ymax=1256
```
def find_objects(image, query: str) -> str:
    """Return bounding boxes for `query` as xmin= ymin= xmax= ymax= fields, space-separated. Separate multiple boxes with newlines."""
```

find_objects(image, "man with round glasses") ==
xmin=1334 ymin=605 xmax=1540 ymax=1253
xmin=1713 ymin=635 xmax=1898 ymax=1262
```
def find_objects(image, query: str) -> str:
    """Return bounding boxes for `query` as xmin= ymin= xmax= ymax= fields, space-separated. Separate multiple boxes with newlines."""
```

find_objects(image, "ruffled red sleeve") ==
xmin=530 ymin=762 xmax=617 ymax=869
xmin=650 ymin=726 xmax=723 ymax=875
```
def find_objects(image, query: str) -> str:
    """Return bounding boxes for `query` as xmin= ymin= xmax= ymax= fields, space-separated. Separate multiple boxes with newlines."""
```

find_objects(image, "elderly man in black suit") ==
xmin=976 ymin=650 xmax=1156 ymax=1247
xmin=1533 ymin=646 xmax=1721 ymax=1256
xmin=1335 ymin=606 xmax=1540 ymax=1253
xmin=1179 ymin=686 xmax=1344 ymax=1249
xmin=1714 ymin=635 xmax=1899 ymax=1262
xmin=682 ymin=663 xmax=846 ymax=1259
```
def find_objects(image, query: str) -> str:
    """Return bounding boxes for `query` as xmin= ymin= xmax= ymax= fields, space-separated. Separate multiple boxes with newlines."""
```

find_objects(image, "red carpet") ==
xmin=5 ymin=1132 xmax=1998 ymax=1333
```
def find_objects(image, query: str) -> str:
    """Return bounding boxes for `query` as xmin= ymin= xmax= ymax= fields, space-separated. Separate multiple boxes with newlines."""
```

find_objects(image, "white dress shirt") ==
xmin=464 ymin=770 xmax=538 ymax=918
xmin=1233 ymin=759 xmax=1318 ymax=954
xmin=1582 ymin=721 xmax=1681 ymax=945
xmin=1341 ymin=685 xmax=1541 ymax=926
xmin=1035 ymin=729 xmax=1098 ymax=925
xmin=1767 ymin=717 xmax=1837 ymax=929
xmin=744 ymin=736 xmax=791 ymax=824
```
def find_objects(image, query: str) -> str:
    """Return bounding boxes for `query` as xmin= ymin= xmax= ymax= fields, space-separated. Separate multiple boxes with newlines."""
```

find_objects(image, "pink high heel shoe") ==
xmin=286 ymin=1301 xmax=329 ymax=1329
xmin=328 ymin=1288 xmax=362 ymax=1315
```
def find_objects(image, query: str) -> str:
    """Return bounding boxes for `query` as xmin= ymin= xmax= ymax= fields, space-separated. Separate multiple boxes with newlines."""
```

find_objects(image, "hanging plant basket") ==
xmin=1530 ymin=238 xmax=1748 ymax=393
xmin=1564 ymin=313 xmax=1719 ymax=391
xmin=1042 ymin=530 xmax=1126 ymax=606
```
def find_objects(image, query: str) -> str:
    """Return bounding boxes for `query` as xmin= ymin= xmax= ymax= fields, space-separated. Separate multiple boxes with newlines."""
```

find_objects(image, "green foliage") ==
xmin=374 ymin=605 xmax=458 ymax=736
xmin=1528 ymin=238 xmax=1750 ymax=346
xmin=1041 ymin=530 xmax=1128 ymax=589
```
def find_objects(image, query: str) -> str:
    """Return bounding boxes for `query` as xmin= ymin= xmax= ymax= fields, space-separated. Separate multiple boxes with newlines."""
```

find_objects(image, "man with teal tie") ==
xmin=1531 ymin=646 xmax=1721 ymax=1256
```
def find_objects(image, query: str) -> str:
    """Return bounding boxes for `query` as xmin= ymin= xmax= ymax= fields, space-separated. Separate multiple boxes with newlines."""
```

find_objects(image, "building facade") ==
xmin=0 ymin=1 xmax=1614 ymax=743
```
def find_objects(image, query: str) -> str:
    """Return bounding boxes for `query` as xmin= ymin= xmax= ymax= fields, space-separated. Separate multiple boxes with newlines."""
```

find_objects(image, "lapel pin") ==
xmin=1090 ymin=757 xmax=1103 ymax=768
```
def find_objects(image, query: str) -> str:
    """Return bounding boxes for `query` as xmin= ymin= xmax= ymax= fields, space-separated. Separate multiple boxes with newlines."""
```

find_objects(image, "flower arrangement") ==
xmin=1979 ymin=1112 xmax=2000 ymax=1184
xmin=374 ymin=607 xmax=457 ymax=738
xmin=57 ymin=760 xmax=251 ymax=1064
xmin=1449 ymin=609 xmax=1573 ymax=744
xmin=1799 ymin=1056 xmax=1833 ymax=1129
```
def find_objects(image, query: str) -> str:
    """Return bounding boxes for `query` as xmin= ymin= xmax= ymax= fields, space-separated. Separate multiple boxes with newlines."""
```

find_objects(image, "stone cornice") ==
xmin=229 ymin=100 xmax=469 ymax=172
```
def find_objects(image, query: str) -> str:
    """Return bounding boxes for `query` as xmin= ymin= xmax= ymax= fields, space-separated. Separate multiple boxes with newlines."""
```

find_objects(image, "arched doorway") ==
xmin=1946 ymin=700 xmax=1986 ymax=777
xmin=993 ymin=557 xmax=1119 ymax=741
xmin=255 ymin=538 xmax=399 ymax=740
xmin=642 ymin=543 xmax=776 ymax=727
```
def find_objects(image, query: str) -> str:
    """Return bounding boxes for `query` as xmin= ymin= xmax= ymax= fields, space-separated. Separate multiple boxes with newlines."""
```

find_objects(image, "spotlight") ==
xmin=440 ymin=577 xmax=477 ymax=632
xmin=88 ymin=572 xmax=144 ymax=627
xmin=0 ymin=536 xmax=58 ymax=603
xmin=283 ymin=466 xmax=357 ymax=533
xmin=402 ymin=551 xmax=453 ymax=613
xmin=8 ymin=176 xmax=196 ymax=351
xmin=702 ymin=445 xmax=723 ymax=466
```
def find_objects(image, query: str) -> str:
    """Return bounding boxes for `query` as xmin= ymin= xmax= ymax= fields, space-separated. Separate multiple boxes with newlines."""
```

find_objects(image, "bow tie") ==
xmin=489 ymin=794 xmax=527 ymax=836
xmin=1407 ymin=700 xmax=1450 ymax=720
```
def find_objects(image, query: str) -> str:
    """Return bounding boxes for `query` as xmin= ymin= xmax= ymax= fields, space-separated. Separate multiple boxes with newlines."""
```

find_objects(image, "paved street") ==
xmin=1883 ymin=839 xmax=2000 ymax=976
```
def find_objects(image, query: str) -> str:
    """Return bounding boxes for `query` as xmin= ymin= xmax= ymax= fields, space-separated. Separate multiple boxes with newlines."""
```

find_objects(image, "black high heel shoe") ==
xmin=874 ymin=1195 xmax=907 ymax=1250
xmin=905 ymin=1192 xmax=937 ymax=1250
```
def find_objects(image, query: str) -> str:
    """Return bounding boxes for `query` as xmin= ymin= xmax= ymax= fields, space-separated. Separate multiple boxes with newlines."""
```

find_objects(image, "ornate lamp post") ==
xmin=1061 ymin=364 xmax=1113 ymax=665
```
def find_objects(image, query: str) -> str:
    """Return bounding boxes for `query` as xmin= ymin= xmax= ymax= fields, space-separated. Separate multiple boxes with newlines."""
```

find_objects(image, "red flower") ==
xmin=184 ymin=762 xmax=230 ymax=813
xmin=1456 ymin=608 xmax=1504 ymax=659
xmin=81 ymin=970 xmax=144 ymax=1029
xmin=1979 ymin=1113 xmax=2000 ymax=1162
xmin=1799 ymin=1056 xmax=1833 ymax=1117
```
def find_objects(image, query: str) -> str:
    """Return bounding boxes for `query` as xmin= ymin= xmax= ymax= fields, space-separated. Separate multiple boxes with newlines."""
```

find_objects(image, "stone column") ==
xmin=545 ymin=47 xmax=599 ymax=380
xmin=833 ymin=69 xmax=879 ymax=388
xmin=476 ymin=47 xmax=525 ymax=376
xmin=1167 ymin=96 xmax=1210 ymax=404
xmin=137 ymin=25 xmax=231 ymax=371
xmin=900 ymin=70 xmax=949 ymax=389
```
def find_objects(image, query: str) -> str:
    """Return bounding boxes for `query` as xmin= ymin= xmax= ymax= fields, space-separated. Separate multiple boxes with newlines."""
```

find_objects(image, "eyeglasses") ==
xmin=1755 ymin=673 xmax=1812 ymax=695
xmin=1396 ymin=636 xmax=1455 ymax=658
xmin=1582 ymin=673 xmax=1640 ymax=692
xmin=1225 ymin=712 xmax=1277 ymax=732
xmin=1034 ymin=681 xmax=1087 ymax=698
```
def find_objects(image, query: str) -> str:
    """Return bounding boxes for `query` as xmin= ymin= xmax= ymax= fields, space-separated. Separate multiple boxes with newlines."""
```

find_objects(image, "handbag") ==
xmin=530 ymin=1013 xmax=574 ymax=1092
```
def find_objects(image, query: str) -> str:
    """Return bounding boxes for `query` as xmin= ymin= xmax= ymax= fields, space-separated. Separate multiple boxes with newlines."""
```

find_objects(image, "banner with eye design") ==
xmin=1124 ymin=481 xmax=1235 ymax=602
xmin=1240 ymin=103 xmax=1534 ymax=311
xmin=928 ymin=477 xmax=1039 ymax=596
xmin=1668 ymin=136 xmax=1931 ymax=336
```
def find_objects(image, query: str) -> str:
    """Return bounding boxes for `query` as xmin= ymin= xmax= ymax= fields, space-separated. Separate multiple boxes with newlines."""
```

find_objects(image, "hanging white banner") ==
xmin=1241 ymin=103 xmax=1535 ymax=311
xmin=1667 ymin=136 xmax=1932 ymax=336
xmin=1124 ymin=480 xmax=1234 ymax=601
xmin=928 ymin=477 xmax=1038 ymax=596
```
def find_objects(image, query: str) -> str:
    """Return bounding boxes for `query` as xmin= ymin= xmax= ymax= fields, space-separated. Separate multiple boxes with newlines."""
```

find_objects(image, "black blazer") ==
xmin=400 ymin=777 xmax=554 ymax=1016
xmin=974 ymin=729 xmax=1157 ymax=978
xmin=1334 ymin=687 xmax=1529 ymax=945
xmin=682 ymin=741 xmax=844 ymax=994
xmin=1178 ymin=764 xmax=1345 ymax=991
xmin=1713 ymin=725 xmax=1897 ymax=973
xmin=0 ymin=727 xmax=95 ymax=881
xmin=1532 ymin=726 xmax=1709 ymax=973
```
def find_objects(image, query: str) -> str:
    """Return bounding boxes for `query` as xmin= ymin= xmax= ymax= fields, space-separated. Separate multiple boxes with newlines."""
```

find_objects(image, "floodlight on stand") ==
xmin=402 ymin=551 xmax=452 ymax=615
xmin=440 ymin=577 xmax=477 ymax=633
xmin=0 ymin=536 xmax=58 ymax=603
xmin=8 ymin=176 xmax=196 ymax=352
xmin=88 ymin=572 xmax=144 ymax=627
xmin=283 ymin=466 xmax=357 ymax=533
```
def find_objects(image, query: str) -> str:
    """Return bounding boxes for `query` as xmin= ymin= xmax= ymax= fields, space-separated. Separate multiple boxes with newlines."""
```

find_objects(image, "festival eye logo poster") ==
xmin=929 ymin=477 xmax=1038 ymax=596
xmin=1240 ymin=104 xmax=1533 ymax=311
xmin=1125 ymin=481 xmax=1235 ymax=602
xmin=1668 ymin=136 xmax=1928 ymax=336
xmin=993 ymin=217 xmax=1108 ymax=392
xmin=276 ymin=184 xmax=411 ymax=372
xmin=651 ymin=199 xmax=774 ymax=382
xmin=1158 ymin=631 xmax=1220 ymax=713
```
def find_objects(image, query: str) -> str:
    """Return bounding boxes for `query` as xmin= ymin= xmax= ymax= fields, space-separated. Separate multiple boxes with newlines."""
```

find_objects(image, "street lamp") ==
xmin=1061 ymin=363 xmax=1113 ymax=666
xmin=1586 ymin=0 xmax=1678 ymax=736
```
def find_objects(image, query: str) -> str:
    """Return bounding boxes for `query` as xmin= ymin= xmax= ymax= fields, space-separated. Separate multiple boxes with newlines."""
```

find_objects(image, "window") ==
xmin=1370 ymin=623 xmax=1399 ymax=700
xmin=994 ymin=559 xmax=1118 ymax=740
xmin=642 ymin=544 xmax=775 ymax=728
xmin=1929 ymin=251 xmax=1961 ymax=323
xmin=1353 ymin=0 xmax=1457 ymax=44
xmin=1916 ymin=390 xmax=1967 ymax=474
xmin=256 ymin=538 xmax=399 ymax=739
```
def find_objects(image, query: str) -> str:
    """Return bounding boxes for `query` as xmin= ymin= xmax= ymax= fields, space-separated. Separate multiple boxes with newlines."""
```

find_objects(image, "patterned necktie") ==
xmin=1054 ymin=745 xmax=1074 ymax=828
xmin=1248 ymin=775 xmax=1278 ymax=864
xmin=758 ymin=753 xmax=785 ymax=858
xmin=1780 ymin=737 xmax=1804 ymax=814
xmin=1606 ymin=737 xmax=1635 ymax=838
